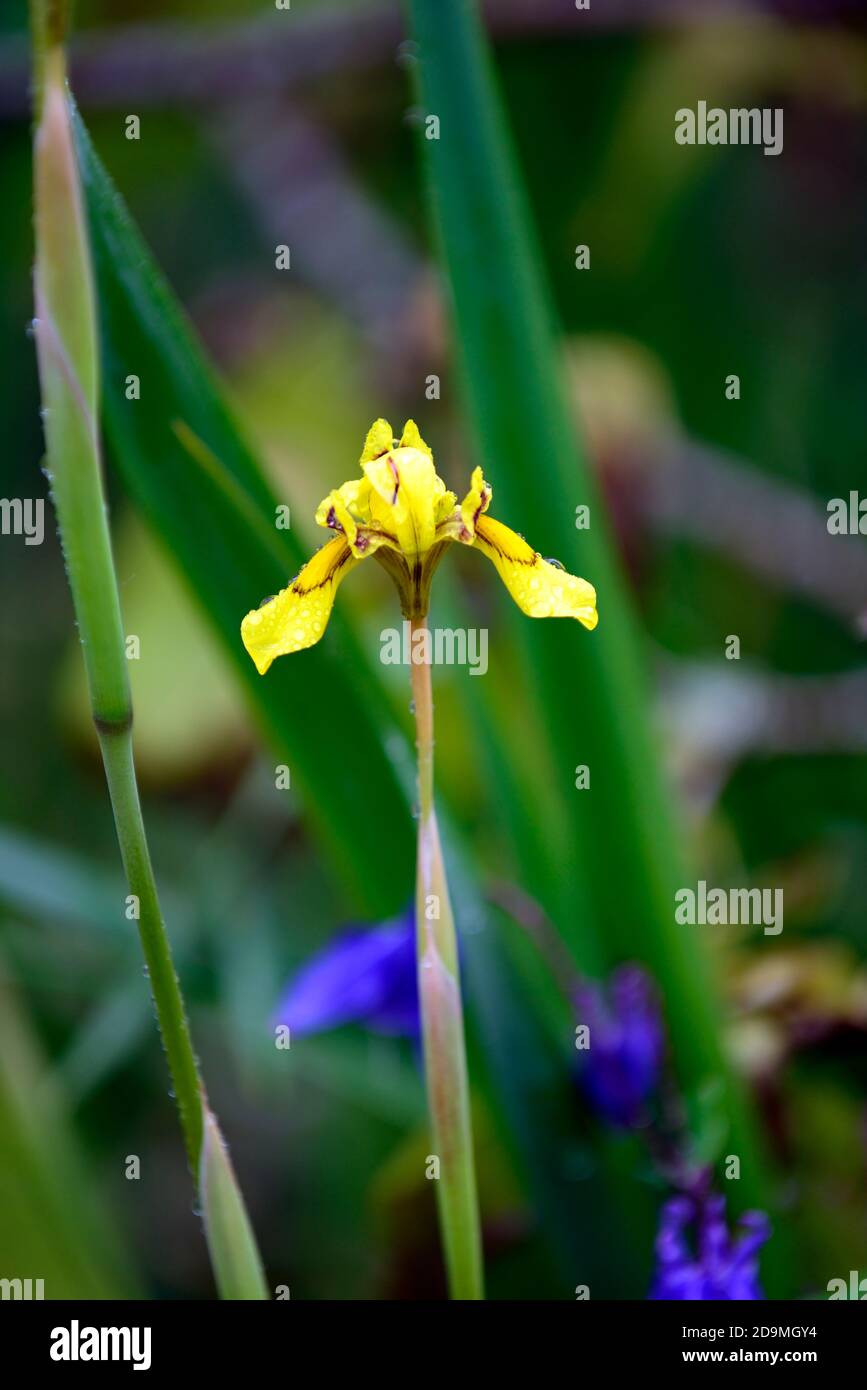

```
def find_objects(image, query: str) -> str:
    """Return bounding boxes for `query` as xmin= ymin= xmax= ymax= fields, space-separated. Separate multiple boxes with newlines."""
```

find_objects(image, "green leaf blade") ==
xmin=405 ymin=0 xmax=788 ymax=1289
xmin=200 ymin=1109 xmax=270 ymax=1301
xmin=72 ymin=110 xmax=415 ymax=913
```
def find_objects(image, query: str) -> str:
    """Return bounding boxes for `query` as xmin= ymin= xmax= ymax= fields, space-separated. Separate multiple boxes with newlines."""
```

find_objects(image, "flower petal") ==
xmin=314 ymin=477 xmax=395 ymax=559
xmin=573 ymin=966 xmax=664 ymax=1128
xmin=435 ymin=489 xmax=458 ymax=527
xmin=359 ymin=417 xmax=394 ymax=464
xmin=472 ymin=514 xmax=598 ymax=628
xmin=273 ymin=913 xmax=418 ymax=1038
xmin=459 ymin=465 xmax=492 ymax=538
xmin=240 ymin=535 xmax=359 ymax=674
xmin=363 ymin=445 xmax=442 ymax=558
xmin=315 ymin=486 xmax=361 ymax=547
xmin=398 ymin=418 xmax=433 ymax=460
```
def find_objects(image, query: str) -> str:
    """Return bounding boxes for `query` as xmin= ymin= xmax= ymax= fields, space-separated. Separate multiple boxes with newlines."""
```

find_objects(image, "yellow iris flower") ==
xmin=241 ymin=419 xmax=598 ymax=674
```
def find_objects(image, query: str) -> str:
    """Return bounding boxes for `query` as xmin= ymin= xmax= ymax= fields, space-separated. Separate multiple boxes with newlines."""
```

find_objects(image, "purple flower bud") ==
xmin=649 ymin=1190 xmax=771 ymax=1300
xmin=574 ymin=965 xmax=665 ymax=1127
xmin=274 ymin=910 xmax=419 ymax=1039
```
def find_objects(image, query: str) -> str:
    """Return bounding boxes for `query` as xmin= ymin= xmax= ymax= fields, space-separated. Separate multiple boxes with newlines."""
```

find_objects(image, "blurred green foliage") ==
xmin=1 ymin=1 xmax=866 ymax=1298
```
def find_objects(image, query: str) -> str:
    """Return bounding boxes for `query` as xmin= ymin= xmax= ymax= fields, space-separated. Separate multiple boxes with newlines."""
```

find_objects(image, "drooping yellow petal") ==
xmin=241 ymin=536 xmax=359 ymax=674
xmin=472 ymin=514 xmax=598 ymax=629
xmin=360 ymin=418 xmax=394 ymax=464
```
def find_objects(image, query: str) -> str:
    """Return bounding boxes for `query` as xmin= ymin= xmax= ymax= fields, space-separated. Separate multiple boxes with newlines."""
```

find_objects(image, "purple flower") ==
xmin=649 ymin=1191 xmax=771 ymax=1300
xmin=274 ymin=910 xmax=419 ymax=1039
xmin=574 ymin=965 xmax=664 ymax=1127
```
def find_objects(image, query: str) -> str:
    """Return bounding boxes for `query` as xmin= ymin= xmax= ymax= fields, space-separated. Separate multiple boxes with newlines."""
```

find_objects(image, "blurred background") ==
xmin=1 ymin=0 xmax=866 ymax=1299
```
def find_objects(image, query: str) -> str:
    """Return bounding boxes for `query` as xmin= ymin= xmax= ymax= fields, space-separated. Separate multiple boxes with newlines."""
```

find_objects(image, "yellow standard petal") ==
xmin=240 ymin=536 xmax=358 ymax=674
xmin=398 ymin=419 xmax=433 ymax=459
xmin=472 ymin=514 xmax=598 ymax=629
xmin=359 ymin=418 xmax=395 ymax=464
xmin=362 ymin=420 xmax=443 ymax=558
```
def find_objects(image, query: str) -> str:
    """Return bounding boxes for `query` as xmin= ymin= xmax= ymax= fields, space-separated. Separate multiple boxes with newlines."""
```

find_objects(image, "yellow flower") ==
xmin=241 ymin=419 xmax=598 ymax=674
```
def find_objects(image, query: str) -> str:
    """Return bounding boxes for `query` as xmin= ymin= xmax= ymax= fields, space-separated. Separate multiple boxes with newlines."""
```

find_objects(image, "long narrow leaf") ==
xmin=73 ymin=112 xmax=414 ymax=913
xmin=405 ymin=0 xmax=788 ymax=1289
xmin=31 ymin=7 xmax=266 ymax=1297
xmin=200 ymin=1110 xmax=270 ymax=1301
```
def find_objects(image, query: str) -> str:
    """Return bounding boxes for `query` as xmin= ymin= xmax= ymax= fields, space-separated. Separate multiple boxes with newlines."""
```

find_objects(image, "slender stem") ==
xmin=410 ymin=616 xmax=483 ymax=1300
xmin=98 ymin=729 xmax=204 ymax=1170
xmin=32 ymin=28 xmax=204 ymax=1178
xmin=31 ymin=6 xmax=266 ymax=1297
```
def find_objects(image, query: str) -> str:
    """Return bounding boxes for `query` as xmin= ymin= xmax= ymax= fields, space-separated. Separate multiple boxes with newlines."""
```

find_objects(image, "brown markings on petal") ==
xmin=387 ymin=455 xmax=400 ymax=506
xmin=291 ymin=541 xmax=354 ymax=596
xmin=472 ymin=489 xmax=489 ymax=529
xmin=475 ymin=515 xmax=538 ymax=568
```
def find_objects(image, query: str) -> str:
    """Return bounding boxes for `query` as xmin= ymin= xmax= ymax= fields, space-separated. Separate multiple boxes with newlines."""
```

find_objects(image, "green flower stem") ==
xmin=97 ymin=732 xmax=203 ymax=1170
xmin=33 ymin=29 xmax=204 ymax=1179
xmin=410 ymin=617 xmax=483 ymax=1300
xmin=31 ymin=13 xmax=266 ymax=1298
